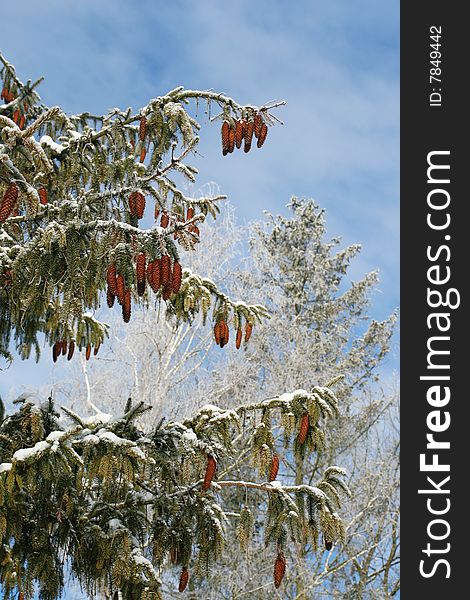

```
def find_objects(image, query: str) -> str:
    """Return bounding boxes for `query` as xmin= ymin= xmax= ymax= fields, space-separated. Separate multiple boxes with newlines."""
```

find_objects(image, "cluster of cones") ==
xmin=106 ymin=254 xmax=182 ymax=322
xmin=213 ymin=320 xmax=252 ymax=349
xmin=221 ymin=112 xmax=268 ymax=155
xmin=51 ymin=339 xmax=100 ymax=363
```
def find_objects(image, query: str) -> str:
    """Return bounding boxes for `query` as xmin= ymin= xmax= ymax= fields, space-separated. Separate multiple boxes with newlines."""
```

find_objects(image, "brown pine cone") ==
xmin=162 ymin=284 xmax=172 ymax=301
xmin=13 ymin=109 xmax=20 ymax=124
xmin=186 ymin=206 xmax=194 ymax=221
xmin=228 ymin=124 xmax=235 ymax=153
xmin=298 ymin=412 xmax=309 ymax=444
xmin=253 ymin=112 xmax=262 ymax=138
xmin=161 ymin=254 xmax=171 ymax=286
xmin=243 ymin=120 xmax=254 ymax=153
xmin=107 ymin=287 xmax=115 ymax=308
xmin=257 ymin=123 xmax=268 ymax=148
xmin=235 ymin=119 xmax=245 ymax=149
xmin=85 ymin=344 xmax=91 ymax=361
xmin=39 ymin=188 xmax=48 ymax=205
xmin=178 ymin=567 xmax=189 ymax=592
xmin=122 ymin=288 xmax=131 ymax=323
xmin=221 ymin=120 xmax=230 ymax=155
xmin=135 ymin=192 xmax=146 ymax=219
xmin=324 ymin=537 xmax=333 ymax=551
xmin=139 ymin=116 xmax=147 ymax=141
xmin=67 ymin=340 xmax=75 ymax=361
xmin=160 ymin=211 xmax=170 ymax=228
xmin=268 ymin=454 xmax=280 ymax=482
xmin=19 ymin=114 xmax=26 ymax=130
xmin=61 ymin=340 xmax=67 ymax=356
xmin=172 ymin=261 xmax=182 ymax=294
xmin=273 ymin=551 xmax=286 ymax=588
xmin=52 ymin=342 xmax=59 ymax=363
xmin=151 ymin=259 xmax=162 ymax=292
xmin=116 ymin=274 xmax=125 ymax=305
xmin=235 ymin=327 xmax=242 ymax=349
xmin=220 ymin=321 xmax=229 ymax=347
xmin=106 ymin=264 xmax=118 ymax=296
xmin=245 ymin=322 xmax=253 ymax=342
xmin=128 ymin=192 xmax=138 ymax=217
xmin=0 ymin=183 xmax=19 ymax=223
xmin=139 ymin=147 xmax=147 ymax=163
xmin=214 ymin=322 xmax=222 ymax=345
xmin=93 ymin=341 xmax=101 ymax=356
xmin=203 ymin=456 xmax=217 ymax=491
xmin=136 ymin=253 xmax=146 ymax=284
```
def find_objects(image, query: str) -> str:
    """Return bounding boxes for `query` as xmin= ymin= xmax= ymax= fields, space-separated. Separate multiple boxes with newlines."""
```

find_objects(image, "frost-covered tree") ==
xmin=47 ymin=200 xmax=399 ymax=598
xmin=0 ymin=55 xmax=354 ymax=600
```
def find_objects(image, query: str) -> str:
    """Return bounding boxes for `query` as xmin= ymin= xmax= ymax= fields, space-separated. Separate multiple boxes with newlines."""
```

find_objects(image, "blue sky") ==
xmin=0 ymin=0 xmax=399 ymax=399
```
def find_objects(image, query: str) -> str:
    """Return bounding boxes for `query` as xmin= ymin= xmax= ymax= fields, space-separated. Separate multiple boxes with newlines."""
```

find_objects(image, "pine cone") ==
xmin=135 ymin=192 xmax=146 ymax=219
xmin=243 ymin=120 xmax=254 ymax=153
xmin=93 ymin=341 xmax=101 ymax=356
xmin=139 ymin=116 xmax=147 ymax=141
xmin=67 ymin=340 xmax=75 ymax=361
xmin=0 ymin=183 xmax=19 ymax=223
xmin=106 ymin=264 xmax=118 ymax=296
xmin=268 ymin=454 xmax=280 ymax=482
xmin=178 ymin=567 xmax=189 ymax=592
xmin=253 ymin=112 xmax=262 ymax=138
xmin=151 ymin=259 xmax=162 ymax=292
xmin=161 ymin=254 xmax=171 ymax=286
xmin=273 ymin=551 xmax=286 ymax=588
xmin=139 ymin=147 xmax=147 ymax=163
xmin=235 ymin=119 xmax=245 ymax=149
xmin=85 ymin=344 xmax=91 ymax=361
xmin=214 ymin=322 xmax=222 ymax=345
xmin=19 ymin=114 xmax=25 ymax=130
xmin=298 ymin=412 xmax=309 ymax=444
xmin=116 ymin=274 xmax=125 ymax=305
xmin=228 ymin=124 xmax=235 ymax=153
xmin=324 ymin=537 xmax=333 ymax=551
xmin=186 ymin=206 xmax=194 ymax=220
xmin=107 ymin=287 xmax=115 ymax=308
xmin=203 ymin=456 xmax=217 ymax=490
xmin=13 ymin=109 xmax=20 ymax=124
xmin=39 ymin=188 xmax=48 ymax=205
xmin=160 ymin=211 xmax=170 ymax=228
xmin=162 ymin=284 xmax=172 ymax=301
xmin=235 ymin=327 xmax=242 ymax=349
xmin=221 ymin=120 xmax=230 ymax=155
xmin=61 ymin=340 xmax=68 ymax=356
xmin=136 ymin=253 xmax=146 ymax=284
xmin=172 ymin=261 xmax=182 ymax=294
xmin=245 ymin=322 xmax=253 ymax=342
xmin=52 ymin=342 xmax=59 ymax=363
xmin=220 ymin=321 xmax=229 ymax=347
xmin=128 ymin=192 xmax=138 ymax=217
xmin=122 ymin=288 xmax=131 ymax=323
xmin=257 ymin=123 xmax=268 ymax=148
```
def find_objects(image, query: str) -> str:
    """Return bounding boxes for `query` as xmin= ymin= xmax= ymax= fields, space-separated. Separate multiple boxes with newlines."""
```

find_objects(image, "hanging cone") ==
xmin=136 ymin=253 xmax=146 ymax=284
xmin=139 ymin=147 xmax=147 ymax=163
xmin=298 ymin=413 xmax=309 ymax=444
xmin=203 ymin=456 xmax=217 ymax=490
xmin=106 ymin=264 xmax=118 ymax=296
xmin=257 ymin=123 xmax=268 ymax=148
xmin=245 ymin=322 xmax=253 ymax=342
xmin=214 ymin=322 xmax=222 ymax=345
xmin=172 ymin=261 xmax=182 ymax=294
xmin=160 ymin=211 xmax=170 ymax=228
xmin=243 ymin=120 xmax=254 ymax=153
xmin=85 ymin=344 xmax=91 ymax=361
xmin=122 ymin=288 xmax=131 ymax=323
xmin=235 ymin=327 xmax=242 ymax=349
xmin=186 ymin=206 xmax=194 ymax=220
xmin=253 ymin=112 xmax=262 ymax=138
xmin=228 ymin=125 xmax=235 ymax=153
xmin=273 ymin=552 xmax=286 ymax=588
xmin=61 ymin=340 xmax=68 ymax=356
xmin=39 ymin=188 xmax=48 ymax=205
xmin=178 ymin=567 xmax=189 ymax=592
xmin=107 ymin=287 xmax=115 ymax=308
xmin=235 ymin=119 xmax=245 ymax=149
xmin=161 ymin=254 xmax=171 ymax=286
xmin=221 ymin=120 xmax=230 ymax=155
xmin=67 ymin=340 xmax=75 ymax=361
xmin=116 ymin=274 xmax=125 ymax=305
xmin=0 ymin=183 xmax=19 ymax=223
xmin=139 ymin=116 xmax=147 ymax=141
xmin=151 ymin=259 xmax=162 ymax=292
xmin=93 ymin=341 xmax=101 ymax=356
xmin=135 ymin=192 xmax=146 ymax=219
xmin=268 ymin=454 xmax=280 ymax=482
xmin=52 ymin=342 xmax=59 ymax=363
